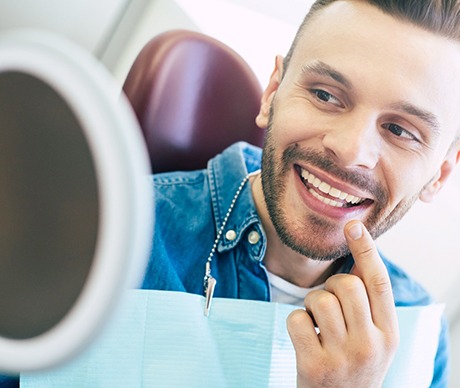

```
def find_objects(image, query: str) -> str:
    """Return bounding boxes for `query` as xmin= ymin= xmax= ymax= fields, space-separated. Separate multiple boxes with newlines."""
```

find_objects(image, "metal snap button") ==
xmin=248 ymin=230 xmax=260 ymax=244
xmin=225 ymin=229 xmax=237 ymax=241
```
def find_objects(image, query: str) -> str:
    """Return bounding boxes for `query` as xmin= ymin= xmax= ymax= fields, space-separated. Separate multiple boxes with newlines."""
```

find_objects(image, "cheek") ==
xmin=271 ymin=104 xmax=325 ymax=146
xmin=383 ymin=160 xmax=429 ymax=205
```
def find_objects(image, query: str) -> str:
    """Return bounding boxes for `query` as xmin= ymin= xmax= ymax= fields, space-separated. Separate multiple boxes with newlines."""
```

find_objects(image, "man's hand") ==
xmin=287 ymin=221 xmax=399 ymax=388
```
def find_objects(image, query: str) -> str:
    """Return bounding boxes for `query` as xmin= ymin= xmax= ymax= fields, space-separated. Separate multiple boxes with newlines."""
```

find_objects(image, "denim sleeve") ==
xmin=0 ymin=375 xmax=18 ymax=388
xmin=430 ymin=316 xmax=450 ymax=388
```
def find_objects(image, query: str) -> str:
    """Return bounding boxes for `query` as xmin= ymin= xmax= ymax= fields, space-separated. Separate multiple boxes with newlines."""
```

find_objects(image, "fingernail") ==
xmin=347 ymin=223 xmax=362 ymax=240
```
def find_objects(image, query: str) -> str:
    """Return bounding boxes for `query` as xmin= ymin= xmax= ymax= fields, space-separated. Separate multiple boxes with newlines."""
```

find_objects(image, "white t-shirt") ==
xmin=267 ymin=271 xmax=325 ymax=307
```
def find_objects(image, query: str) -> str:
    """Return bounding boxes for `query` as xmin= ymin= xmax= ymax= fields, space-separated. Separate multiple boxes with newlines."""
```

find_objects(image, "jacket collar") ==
xmin=207 ymin=142 xmax=262 ymax=253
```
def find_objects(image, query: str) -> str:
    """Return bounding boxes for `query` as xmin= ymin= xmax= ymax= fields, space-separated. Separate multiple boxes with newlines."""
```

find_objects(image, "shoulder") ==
xmin=152 ymin=170 xmax=212 ymax=226
xmin=153 ymin=169 xmax=207 ymax=189
xmin=209 ymin=141 xmax=262 ymax=175
xmin=152 ymin=169 xmax=211 ymax=209
xmin=380 ymin=254 xmax=433 ymax=307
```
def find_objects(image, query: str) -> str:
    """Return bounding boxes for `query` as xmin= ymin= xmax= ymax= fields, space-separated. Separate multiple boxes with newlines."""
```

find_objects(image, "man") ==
xmin=142 ymin=0 xmax=460 ymax=386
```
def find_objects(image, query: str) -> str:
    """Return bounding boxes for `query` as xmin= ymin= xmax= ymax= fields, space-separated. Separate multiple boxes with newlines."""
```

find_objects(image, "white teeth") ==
xmin=301 ymin=169 xmax=309 ymax=181
xmin=329 ymin=187 xmax=341 ymax=198
xmin=300 ymin=168 xmax=365 ymax=207
xmin=339 ymin=191 xmax=348 ymax=200
xmin=309 ymin=189 xmax=344 ymax=208
xmin=318 ymin=181 xmax=331 ymax=194
xmin=346 ymin=194 xmax=361 ymax=204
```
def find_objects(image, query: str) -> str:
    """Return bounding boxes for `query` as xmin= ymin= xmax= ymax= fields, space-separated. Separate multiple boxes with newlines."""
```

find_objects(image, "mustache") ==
xmin=282 ymin=144 xmax=388 ymax=202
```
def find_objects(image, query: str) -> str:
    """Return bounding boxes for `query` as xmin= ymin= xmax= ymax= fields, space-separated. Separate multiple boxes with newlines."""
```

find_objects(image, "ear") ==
xmin=255 ymin=55 xmax=284 ymax=129
xmin=419 ymin=148 xmax=460 ymax=203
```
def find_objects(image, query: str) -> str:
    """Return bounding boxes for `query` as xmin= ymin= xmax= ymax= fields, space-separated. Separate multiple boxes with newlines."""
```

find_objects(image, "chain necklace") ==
xmin=203 ymin=169 xmax=261 ymax=316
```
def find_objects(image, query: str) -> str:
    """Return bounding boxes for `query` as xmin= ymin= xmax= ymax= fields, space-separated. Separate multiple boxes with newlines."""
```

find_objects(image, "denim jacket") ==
xmin=143 ymin=142 xmax=449 ymax=387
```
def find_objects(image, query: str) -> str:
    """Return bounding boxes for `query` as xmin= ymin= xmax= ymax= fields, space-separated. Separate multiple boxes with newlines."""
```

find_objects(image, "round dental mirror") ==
xmin=0 ymin=30 xmax=152 ymax=372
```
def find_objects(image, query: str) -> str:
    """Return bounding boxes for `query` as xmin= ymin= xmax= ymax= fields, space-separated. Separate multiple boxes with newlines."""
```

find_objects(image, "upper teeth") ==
xmin=300 ymin=168 xmax=365 ymax=207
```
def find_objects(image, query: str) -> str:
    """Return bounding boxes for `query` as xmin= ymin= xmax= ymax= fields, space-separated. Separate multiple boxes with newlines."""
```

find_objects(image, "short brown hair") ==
xmin=283 ymin=0 xmax=460 ymax=72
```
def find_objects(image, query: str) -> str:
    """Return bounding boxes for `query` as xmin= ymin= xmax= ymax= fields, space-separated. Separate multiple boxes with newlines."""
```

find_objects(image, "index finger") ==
xmin=344 ymin=220 xmax=397 ymax=333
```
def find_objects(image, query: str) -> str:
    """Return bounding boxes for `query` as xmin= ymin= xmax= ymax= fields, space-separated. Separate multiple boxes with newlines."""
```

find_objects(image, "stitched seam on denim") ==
xmin=208 ymin=157 xmax=222 ymax=237
xmin=153 ymin=173 xmax=205 ymax=186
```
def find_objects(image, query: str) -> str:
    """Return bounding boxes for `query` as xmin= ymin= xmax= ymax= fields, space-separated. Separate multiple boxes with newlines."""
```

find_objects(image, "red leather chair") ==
xmin=123 ymin=30 xmax=264 ymax=173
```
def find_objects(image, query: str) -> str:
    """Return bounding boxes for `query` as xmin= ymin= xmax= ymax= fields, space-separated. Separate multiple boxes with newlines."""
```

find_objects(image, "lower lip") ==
xmin=293 ymin=167 xmax=368 ymax=220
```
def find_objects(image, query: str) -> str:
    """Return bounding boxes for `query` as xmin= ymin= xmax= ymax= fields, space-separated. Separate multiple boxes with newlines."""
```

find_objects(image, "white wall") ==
xmin=110 ymin=0 xmax=309 ymax=86
xmin=0 ymin=0 xmax=129 ymax=54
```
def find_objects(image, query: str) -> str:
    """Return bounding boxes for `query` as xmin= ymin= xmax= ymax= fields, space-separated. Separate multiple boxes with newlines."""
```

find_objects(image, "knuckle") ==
xmin=351 ymin=331 xmax=400 ymax=368
xmin=326 ymin=274 xmax=364 ymax=296
xmin=311 ymin=291 xmax=338 ymax=313
xmin=368 ymin=273 xmax=392 ymax=295
xmin=339 ymin=274 xmax=364 ymax=294
xmin=353 ymin=343 xmax=378 ymax=365
xmin=286 ymin=311 xmax=319 ymax=356
xmin=287 ymin=309 xmax=306 ymax=330
xmin=354 ymin=244 xmax=375 ymax=259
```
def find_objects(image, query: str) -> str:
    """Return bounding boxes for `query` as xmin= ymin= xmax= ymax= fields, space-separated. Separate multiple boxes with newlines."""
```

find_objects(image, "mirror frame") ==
xmin=0 ymin=29 xmax=153 ymax=373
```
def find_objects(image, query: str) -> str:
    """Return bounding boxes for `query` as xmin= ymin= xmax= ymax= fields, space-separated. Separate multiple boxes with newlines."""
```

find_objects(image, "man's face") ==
xmin=258 ymin=1 xmax=460 ymax=261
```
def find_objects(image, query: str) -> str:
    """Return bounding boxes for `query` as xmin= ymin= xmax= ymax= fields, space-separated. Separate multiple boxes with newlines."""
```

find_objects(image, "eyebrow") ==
xmin=390 ymin=101 xmax=440 ymax=135
xmin=301 ymin=60 xmax=441 ymax=135
xmin=301 ymin=60 xmax=353 ymax=89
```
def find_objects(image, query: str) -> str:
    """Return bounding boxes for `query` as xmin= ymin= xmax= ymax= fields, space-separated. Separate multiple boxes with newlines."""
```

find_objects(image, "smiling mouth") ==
xmin=297 ymin=166 xmax=371 ymax=208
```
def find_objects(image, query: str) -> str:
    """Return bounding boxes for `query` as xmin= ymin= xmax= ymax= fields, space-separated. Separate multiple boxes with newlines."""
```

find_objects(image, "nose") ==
xmin=321 ymin=112 xmax=380 ymax=170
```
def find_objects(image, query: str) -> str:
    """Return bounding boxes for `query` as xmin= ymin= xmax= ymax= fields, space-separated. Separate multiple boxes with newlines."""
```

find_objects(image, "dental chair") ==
xmin=122 ymin=29 xmax=265 ymax=173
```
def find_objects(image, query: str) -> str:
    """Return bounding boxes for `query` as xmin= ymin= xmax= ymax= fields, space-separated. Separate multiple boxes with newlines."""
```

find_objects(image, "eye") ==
xmin=383 ymin=123 xmax=419 ymax=142
xmin=311 ymin=89 xmax=343 ymax=107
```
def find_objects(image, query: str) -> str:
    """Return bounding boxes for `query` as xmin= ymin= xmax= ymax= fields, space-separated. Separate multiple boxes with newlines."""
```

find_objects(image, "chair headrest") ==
xmin=123 ymin=30 xmax=264 ymax=172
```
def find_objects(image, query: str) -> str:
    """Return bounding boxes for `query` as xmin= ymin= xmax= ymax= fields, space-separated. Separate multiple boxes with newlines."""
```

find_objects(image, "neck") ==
xmin=250 ymin=172 xmax=336 ymax=288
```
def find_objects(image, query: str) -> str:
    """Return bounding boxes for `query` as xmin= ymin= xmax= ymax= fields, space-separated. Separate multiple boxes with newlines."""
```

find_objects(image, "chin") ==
xmin=276 ymin=221 xmax=351 ymax=261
